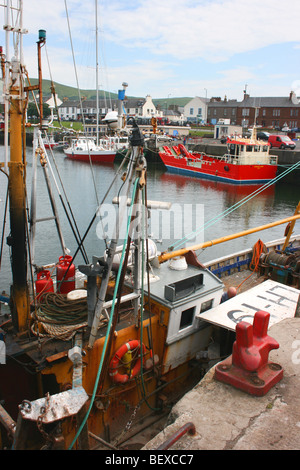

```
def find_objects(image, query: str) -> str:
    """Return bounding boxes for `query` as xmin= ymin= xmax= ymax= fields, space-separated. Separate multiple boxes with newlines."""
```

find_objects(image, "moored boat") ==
xmin=43 ymin=134 xmax=60 ymax=149
xmin=158 ymin=128 xmax=278 ymax=184
xmin=63 ymin=135 xmax=128 ymax=163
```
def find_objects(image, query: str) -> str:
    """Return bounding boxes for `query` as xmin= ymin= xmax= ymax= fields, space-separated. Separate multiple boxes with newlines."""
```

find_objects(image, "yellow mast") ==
xmin=7 ymin=60 xmax=30 ymax=332
xmin=158 ymin=212 xmax=300 ymax=264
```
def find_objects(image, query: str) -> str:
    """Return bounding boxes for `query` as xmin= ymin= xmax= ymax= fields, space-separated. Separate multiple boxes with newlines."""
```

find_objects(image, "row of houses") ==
xmin=55 ymin=90 xmax=300 ymax=130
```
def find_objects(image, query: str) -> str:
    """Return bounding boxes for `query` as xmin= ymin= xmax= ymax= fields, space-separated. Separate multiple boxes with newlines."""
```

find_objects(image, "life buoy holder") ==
xmin=109 ymin=340 xmax=146 ymax=384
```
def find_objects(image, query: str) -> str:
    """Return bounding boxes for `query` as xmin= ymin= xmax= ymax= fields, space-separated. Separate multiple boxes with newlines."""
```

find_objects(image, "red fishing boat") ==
xmin=158 ymin=129 xmax=278 ymax=184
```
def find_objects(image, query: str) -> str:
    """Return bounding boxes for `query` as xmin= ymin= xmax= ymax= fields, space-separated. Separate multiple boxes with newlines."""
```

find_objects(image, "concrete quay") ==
xmin=143 ymin=317 xmax=300 ymax=451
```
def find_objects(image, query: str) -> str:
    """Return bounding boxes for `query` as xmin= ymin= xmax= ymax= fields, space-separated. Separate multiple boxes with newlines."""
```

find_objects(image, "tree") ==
xmin=27 ymin=101 xmax=51 ymax=119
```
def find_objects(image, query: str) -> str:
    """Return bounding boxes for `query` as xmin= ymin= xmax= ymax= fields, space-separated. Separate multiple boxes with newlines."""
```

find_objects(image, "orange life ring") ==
xmin=109 ymin=340 xmax=146 ymax=384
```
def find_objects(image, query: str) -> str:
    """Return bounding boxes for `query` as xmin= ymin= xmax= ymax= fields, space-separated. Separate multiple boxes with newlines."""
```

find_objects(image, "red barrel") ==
xmin=56 ymin=255 xmax=75 ymax=294
xmin=36 ymin=270 xmax=54 ymax=301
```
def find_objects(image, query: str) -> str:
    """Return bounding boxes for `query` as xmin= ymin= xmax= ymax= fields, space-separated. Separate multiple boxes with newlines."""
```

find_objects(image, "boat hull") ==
xmin=159 ymin=150 xmax=278 ymax=184
xmin=64 ymin=150 xmax=116 ymax=163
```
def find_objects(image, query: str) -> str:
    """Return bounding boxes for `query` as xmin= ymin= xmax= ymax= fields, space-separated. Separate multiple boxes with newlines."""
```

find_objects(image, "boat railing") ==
xmin=216 ymin=153 xmax=237 ymax=164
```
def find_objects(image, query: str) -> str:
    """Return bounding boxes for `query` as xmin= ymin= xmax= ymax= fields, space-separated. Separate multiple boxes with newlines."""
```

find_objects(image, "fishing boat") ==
xmin=63 ymin=135 xmax=126 ymax=163
xmin=158 ymin=128 xmax=278 ymax=184
xmin=43 ymin=134 xmax=60 ymax=149
xmin=0 ymin=1 xmax=300 ymax=452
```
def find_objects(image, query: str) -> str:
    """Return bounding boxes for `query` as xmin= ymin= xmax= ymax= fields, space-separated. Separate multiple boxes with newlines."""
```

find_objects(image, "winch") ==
xmin=260 ymin=249 xmax=300 ymax=287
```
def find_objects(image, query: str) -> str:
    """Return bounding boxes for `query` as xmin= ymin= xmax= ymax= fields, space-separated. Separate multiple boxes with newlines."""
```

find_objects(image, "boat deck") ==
xmin=221 ymin=269 xmax=267 ymax=293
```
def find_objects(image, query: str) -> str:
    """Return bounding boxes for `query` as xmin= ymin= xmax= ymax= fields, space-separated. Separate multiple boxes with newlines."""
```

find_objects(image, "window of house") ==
xmin=179 ymin=306 xmax=195 ymax=330
xmin=273 ymin=109 xmax=280 ymax=116
xmin=190 ymin=108 xmax=194 ymax=115
xmin=242 ymin=108 xmax=249 ymax=116
xmin=198 ymin=108 xmax=202 ymax=116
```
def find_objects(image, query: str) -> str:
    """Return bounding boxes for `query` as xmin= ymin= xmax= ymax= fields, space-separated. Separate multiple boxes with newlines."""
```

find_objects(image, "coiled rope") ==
xmin=31 ymin=292 xmax=88 ymax=340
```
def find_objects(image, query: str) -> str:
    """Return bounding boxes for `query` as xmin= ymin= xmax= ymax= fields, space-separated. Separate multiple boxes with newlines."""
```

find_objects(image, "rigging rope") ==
xmin=68 ymin=177 xmax=140 ymax=450
xmin=170 ymin=159 xmax=300 ymax=252
xmin=64 ymin=0 xmax=100 ymax=206
xmin=0 ymin=171 xmax=9 ymax=271
xmin=139 ymin=186 xmax=161 ymax=412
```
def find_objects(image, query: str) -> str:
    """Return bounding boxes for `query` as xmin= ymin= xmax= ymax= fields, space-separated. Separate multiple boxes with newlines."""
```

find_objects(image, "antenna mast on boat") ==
xmin=95 ymin=0 xmax=99 ymax=146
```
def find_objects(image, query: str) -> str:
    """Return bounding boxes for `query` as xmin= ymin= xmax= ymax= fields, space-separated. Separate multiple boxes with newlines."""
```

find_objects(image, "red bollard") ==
xmin=215 ymin=310 xmax=283 ymax=396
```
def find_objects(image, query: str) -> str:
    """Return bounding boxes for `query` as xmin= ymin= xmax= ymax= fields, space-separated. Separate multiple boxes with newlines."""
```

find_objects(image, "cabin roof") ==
xmin=144 ymin=261 xmax=223 ymax=308
xmin=227 ymin=137 xmax=270 ymax=146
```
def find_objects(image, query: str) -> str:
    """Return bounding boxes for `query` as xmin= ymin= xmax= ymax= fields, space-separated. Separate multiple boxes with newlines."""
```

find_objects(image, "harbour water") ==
xmin=0 ymin=145 xmax=299 ymax=295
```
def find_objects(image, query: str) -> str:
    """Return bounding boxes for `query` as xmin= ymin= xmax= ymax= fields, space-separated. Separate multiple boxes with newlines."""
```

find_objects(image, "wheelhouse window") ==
xmin=200 ymin=299 xmax=213 ymax=313
xmin=179 ymin=307 xmax=195 ymax=330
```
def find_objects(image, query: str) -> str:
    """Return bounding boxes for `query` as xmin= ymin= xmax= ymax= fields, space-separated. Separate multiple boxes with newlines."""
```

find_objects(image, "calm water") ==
xmin=0 ymin=145 xmax=299 ymax=294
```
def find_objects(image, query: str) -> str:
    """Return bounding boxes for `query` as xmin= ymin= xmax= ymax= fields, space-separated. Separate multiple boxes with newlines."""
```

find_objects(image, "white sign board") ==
xmin=198 ymin=280 xmax=300 ymax=331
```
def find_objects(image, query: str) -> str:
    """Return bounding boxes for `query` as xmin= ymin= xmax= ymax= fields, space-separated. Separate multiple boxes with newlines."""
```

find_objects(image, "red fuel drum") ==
xmin=56 ymin=255 xmax=75 ymax=294
xmin=36 ymin=270 xmax=54 ymax=300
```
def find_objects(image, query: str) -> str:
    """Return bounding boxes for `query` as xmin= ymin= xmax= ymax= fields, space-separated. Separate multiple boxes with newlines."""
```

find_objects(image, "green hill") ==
xmin=28 ymin=78 xmax=118 ymax=101
xmin=152 ymin=97 xmax=192 ymax=107
xmin=29 ymin=78 xmax=192 ymax=106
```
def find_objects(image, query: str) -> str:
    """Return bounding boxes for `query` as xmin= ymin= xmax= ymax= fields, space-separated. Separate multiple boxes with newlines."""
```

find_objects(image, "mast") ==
xmin=37 ymin=29 xmax=46 ymax=128
xmin=4 ymin=0 xmax=30 ymax=332
xmin=95 ymin=0 xmax=99 ymax=146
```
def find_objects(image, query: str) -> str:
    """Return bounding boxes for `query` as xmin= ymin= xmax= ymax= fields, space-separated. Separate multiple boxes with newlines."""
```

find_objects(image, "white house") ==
xmin=58 ymin=95 xmax=159 ymax=121
xmin=184 ymin=97 xmax=208 ymax=124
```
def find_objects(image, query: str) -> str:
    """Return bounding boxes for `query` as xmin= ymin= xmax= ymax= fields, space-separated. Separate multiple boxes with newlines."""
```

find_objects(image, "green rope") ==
xmin=37 ymin=292 xmax=87 ymax=324
xmin=170 ymin=158 xmax=300 ymax=251
xmin=68 ymin=177 xmax=140 ymax=450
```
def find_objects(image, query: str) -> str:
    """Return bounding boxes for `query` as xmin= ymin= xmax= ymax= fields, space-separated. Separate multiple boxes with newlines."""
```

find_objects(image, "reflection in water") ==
xmin=0 ymin=149 xmax=299 ymax=293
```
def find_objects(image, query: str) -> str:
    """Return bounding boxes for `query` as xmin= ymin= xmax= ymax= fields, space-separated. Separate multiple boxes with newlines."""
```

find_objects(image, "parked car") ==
xmin=268 ymin=134 xmax=296 ymax=150
xmin=257 ymin=131 xmax=270 ymax=141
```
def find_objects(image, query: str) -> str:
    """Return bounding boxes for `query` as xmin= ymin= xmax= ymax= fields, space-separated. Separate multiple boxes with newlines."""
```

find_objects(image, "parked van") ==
xmin=268 ymin=134 xmax=296 ymax=150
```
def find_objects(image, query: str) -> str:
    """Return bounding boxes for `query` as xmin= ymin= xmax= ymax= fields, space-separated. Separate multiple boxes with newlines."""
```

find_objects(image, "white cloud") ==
xmin=102 ymin=0 xmax=300 ymax=61
xmin=2 ymin=0 xmax=300 ymax=99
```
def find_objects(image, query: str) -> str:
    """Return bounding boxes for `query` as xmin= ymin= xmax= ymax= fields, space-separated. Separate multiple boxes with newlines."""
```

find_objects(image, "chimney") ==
xmin=289 ymin=91 xmax=299 ymax=104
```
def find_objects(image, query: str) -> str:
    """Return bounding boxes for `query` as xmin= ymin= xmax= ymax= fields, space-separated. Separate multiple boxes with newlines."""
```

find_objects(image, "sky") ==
xmin=2 ymin=0 xmax=300 ymax=101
